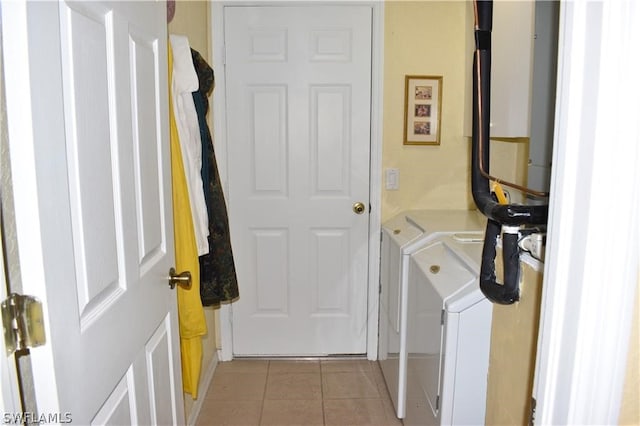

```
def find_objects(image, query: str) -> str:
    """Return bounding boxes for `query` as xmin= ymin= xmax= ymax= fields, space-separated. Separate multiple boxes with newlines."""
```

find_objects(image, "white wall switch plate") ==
xmin=386 ymin=168 xmax=399 ymax=190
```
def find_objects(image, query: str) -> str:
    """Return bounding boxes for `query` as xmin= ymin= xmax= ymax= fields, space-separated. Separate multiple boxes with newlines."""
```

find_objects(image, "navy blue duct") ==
xmin=471 ymin=0 xmax=548 ymax=304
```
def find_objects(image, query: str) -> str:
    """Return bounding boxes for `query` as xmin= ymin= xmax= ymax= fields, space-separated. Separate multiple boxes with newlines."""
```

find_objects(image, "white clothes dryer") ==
xmin=378 ymin=210 xmax=486 ymax=419
xmin=403 ymin=234 xmax=492 ymax=425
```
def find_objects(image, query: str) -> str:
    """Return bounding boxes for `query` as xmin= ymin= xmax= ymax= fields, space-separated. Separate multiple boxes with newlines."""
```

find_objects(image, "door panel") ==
xmin=250 ymin=86 xmax=288 ymax=195
xmin=91 ymin=368 xmax=138 ymax=426
xmin=311 ymin=86 xmax=351 ymax=195
xmin=145 ymin=315 xmax=180 ymax=425
xmin=1 ymin=1 xmax=183 ymax=423
xmin=130 ymin=28 xmax=166 ymax=273
xmin=61 ymin=2 xmax=124 ymax=328
xmin=225 ymin=6 xmax=372 ymax=356
xmin=310 ymin=229 xmax=350 ymax=315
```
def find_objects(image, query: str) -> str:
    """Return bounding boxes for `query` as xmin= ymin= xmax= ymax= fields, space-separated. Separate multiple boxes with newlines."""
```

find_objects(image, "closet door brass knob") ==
xmin=353 ymin=202 xmax=366 ymax=215
xmin=168 ymin=268 xmax=192 ymax=290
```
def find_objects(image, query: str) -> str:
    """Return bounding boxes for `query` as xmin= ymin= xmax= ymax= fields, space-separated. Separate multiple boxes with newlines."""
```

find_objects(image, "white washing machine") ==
xmin=378 ymin=210 xmax=486 ymax=420
xmin=378 ymin=213 xmax=425 ymax=415
xmin=403 ymin=234 xmax=492 ymax=426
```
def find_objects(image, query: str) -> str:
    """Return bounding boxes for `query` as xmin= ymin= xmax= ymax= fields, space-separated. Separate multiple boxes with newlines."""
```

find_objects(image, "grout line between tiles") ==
xmin=320 ymin=361 xmax=326 ymax=426
xmin=257 ymin=360 xmax=270 ymax=425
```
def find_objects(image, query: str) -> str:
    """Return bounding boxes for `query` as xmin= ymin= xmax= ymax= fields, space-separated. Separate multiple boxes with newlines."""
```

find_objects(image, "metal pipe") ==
xmin=473 ymin=1 xmax=550 ymax=199
xmin=471 ymin=0 xmax=549 ymax=305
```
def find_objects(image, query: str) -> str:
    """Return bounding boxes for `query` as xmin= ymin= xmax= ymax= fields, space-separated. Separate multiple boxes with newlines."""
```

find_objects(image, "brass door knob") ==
xmin=353 ymin=202 xmax=366 ymax=215
xmin=168 ymin=267 xmax=192 ymax=289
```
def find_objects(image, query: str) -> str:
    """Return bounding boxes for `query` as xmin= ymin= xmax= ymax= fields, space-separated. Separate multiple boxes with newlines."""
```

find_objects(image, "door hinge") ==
xmin=440 ymin=309 xmax=445 ymax=325
xmin=1 ymin=293 xmax=46 ymax=356
xmin=435 ymin=395 xmax=440 ymax=411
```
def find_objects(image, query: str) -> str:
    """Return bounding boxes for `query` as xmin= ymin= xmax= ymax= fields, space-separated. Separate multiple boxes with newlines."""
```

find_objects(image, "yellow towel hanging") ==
xmin=168 ymin=45 xmax=207 ymax=399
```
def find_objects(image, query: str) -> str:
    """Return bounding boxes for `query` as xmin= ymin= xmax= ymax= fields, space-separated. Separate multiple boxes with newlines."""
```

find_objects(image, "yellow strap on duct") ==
xmin=492 ymin=181 xmax=509 ymax=205
xmin=168 ymin=45 xmax=207 ymax=399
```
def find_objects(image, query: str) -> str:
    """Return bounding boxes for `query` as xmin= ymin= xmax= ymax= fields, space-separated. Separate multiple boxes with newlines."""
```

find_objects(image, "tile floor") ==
xmin=196 ymin=359 xmax=403 ymax=426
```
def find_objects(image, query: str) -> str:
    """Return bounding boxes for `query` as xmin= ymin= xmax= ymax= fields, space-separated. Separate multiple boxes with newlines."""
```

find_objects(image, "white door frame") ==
xmin=0 ymin=215 xmax=22 ymax=416
xmin=211 ymin=1 xmax=384 ymax=361
xmin=0 ymin=10 xmax=23 ymax=414
xmin=533 ymin=1 xmax=639 ymax=424
xmin=2 ymin=2 xmax=61 ymax=413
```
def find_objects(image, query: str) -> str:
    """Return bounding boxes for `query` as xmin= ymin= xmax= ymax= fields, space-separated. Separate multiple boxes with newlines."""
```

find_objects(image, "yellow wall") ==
xmin=167 ymin=1 xmax=218 ymax=419
xmin=620 ymin=276 xmax=640 ymax=425
xmin=168 ymin=1 xmax=210 ymax=60
xmin=382 ymin=1 xmax=473 ymax=221
xmin=382 ymin=1 xmax=529 ymax=221
xmin=485 ymin=254 xmax=544 ymax=425
xmin=489 ymin=139 xmax=530 ymax=204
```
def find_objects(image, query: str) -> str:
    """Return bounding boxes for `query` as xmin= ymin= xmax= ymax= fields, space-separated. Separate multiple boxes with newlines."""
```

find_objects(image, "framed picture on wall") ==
xmin=403 ymin=75 xmax=443 ymax=145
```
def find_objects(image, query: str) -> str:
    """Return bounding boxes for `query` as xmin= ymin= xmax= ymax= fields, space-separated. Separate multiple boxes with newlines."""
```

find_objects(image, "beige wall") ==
xmin=168 ymin=1 xmax=210 ymax=61
xmin=168 ymin=1 xmax=218 ymax=419
xmin=382 ymin=2 xmax=528 ymax=221
xmin=485 ymin=255 xmax=544 ymax=425
xmin=489 ymin=139 xmax=530 ymax=204
xmin=619 ymin=276 xmax=640 ymax=425
xmin=382 ymin=1 xmax=474 ymax=221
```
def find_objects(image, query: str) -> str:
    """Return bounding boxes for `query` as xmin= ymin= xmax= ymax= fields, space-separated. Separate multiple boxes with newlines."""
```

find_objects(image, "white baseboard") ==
xmin=186 ymin=351 xmax=219 ymax=426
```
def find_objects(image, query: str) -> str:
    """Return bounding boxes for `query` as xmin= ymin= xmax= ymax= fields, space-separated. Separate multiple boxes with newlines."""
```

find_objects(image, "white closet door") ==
xmin=225 ymin=5 xmax=373 ymax=356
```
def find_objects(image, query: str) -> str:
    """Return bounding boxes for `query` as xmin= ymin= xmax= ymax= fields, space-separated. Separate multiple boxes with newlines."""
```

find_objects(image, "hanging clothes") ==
xmin=168 ymin=45 xmax=207 ymax=399
xmin=169 ymin=34 xmax=209 ymax=256
xmin=190 ymin=49 xmax=240 ymax=306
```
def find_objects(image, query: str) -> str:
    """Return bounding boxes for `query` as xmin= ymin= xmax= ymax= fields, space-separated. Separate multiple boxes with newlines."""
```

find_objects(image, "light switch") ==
xmin=386 ymin=168 xmax=399 ymax=190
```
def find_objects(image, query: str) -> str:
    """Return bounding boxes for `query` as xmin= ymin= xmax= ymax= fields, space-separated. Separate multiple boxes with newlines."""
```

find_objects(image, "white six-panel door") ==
xmin=2 ymin=1 xmax=183 ymax=423
xmin=224 ymin=6 xmax=373 ymax=356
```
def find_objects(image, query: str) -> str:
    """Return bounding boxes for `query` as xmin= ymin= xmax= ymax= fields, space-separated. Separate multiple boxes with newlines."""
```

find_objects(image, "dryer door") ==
xmin=406 ymin=240 xmax=476 ymax=420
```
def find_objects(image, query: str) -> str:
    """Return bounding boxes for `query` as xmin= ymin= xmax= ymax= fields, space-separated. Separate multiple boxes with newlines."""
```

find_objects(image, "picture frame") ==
xmin=403 ymin=75 xmax=443 ymax=145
